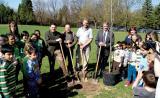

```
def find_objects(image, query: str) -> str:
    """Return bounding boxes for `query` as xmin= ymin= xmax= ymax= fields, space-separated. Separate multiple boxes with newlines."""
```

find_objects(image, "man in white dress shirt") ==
xmin=76 ymin=19 xmax=93 ymax=81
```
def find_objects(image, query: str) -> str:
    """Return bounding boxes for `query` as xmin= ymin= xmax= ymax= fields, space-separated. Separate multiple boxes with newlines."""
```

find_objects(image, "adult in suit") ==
xmin=95 ymin=22 xmax=114 ymax=76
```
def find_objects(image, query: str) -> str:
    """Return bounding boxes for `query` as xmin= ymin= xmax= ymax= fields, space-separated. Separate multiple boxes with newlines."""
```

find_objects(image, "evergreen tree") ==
xmin=0 ymin=4 xmax=6 ymax=23
xmin=18 ymin=0 xmax=35 ymax=24
xmin=0 ymin=4 xmax=15 ymax=23
xmin=142 ymin=0 xmax=154 ymax=29
xmin=155 ymin=3 xmax=160 ymax=29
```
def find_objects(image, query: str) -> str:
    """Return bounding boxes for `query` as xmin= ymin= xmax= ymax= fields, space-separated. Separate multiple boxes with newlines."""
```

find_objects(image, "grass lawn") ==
xmin=0 ymin=24 xmax=146 ymax=98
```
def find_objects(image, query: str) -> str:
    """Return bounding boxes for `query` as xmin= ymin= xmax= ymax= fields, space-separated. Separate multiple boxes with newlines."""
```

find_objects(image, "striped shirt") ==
xmin=129 ymin=51 xmax=137 ymax=66
xmin=123 ymin=49 xmax=129 ymax=67
xmin=0 ymin=59 xmax=16 ymax=98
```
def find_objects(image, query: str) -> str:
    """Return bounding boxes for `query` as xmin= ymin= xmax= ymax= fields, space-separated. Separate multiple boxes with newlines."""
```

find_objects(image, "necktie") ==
xmin=103 ymin=32 xmax=105 ymax=42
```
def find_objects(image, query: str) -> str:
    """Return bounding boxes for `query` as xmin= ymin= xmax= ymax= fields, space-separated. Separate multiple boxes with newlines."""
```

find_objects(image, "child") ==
xmin=132 ymin=71 xmax=156 ymax=98
xmin=121 ymin=42 xmax=130 ymax=80
xmin=125 ymin=46 xmax=137 ymax=87
xmin=0 ymin=35 xmax=7 ymax=58
xmin=22 ymin=43 xmax=41 ymax=98
xmin=8 ymin=20 xmax=20 ymax=41
xmin=111 ymin=41 xmax=124 ymax=73
xmin=0 ymin=35 xmax=7 ymax=45
xmin=0 ymin=44 xmax=17 ymax=97
xmin=30 ymin=33 xmax=43 ymax=68
xmin=7 ymin=34 xmax=21 ymax=83
xmin=135 ymin=44 xmax=149 ymax=87
xmin=136 ymin=44 xmax=149 ymax=72
xmin=34 ymin=30 xmax=46 ymax=69
xmin=19 ymin=31 xmax=29 ymax=58
xmin=147 ymin=49 xmax=155 ymax=72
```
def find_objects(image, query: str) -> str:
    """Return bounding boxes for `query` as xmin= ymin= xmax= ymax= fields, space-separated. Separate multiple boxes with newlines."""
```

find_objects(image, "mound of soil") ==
xmin=80 ymin=80 xmax=101 ymax=95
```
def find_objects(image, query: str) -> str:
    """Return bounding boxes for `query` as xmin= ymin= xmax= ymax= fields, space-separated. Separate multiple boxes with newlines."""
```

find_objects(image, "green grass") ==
xmin=0 ymin=24 xmax=146 ymax=98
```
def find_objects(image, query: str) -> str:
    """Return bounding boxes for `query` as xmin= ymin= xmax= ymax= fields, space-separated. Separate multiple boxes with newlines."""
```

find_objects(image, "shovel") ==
xmin=92 ymin=46 xmax=102 ymax=84
xmin=68 ymin=47 xmax=80 ymax=82
xmin=59 ymin=41 xmax=68 ymax=73
xmin=80 ymin=48 xmax=85 ymax=81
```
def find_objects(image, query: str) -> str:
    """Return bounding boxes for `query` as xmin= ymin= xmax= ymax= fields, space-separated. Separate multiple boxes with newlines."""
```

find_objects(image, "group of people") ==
xmin=111 ymin=26 xmax=160 ymax=98
xmin=0 ymin=19 xmax=114 ymax=98
xmin=0 ymin=19 xmax=160 ymax=98
xmin=0 ymin=21 xmax=45 ymax=98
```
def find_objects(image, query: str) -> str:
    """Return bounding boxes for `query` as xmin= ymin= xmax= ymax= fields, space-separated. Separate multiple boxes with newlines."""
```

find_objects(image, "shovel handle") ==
xmin=59 ymin=42 xmax=68 ymax=72
xmin=94 ymin=46 xmax=102 ymax=79
xmin=80 ymin=48 xmax=83 ymax=65
xmin=69 ymin=47 xmax=80 ymax=81
xmin=69 ymin=47 xmax=75 ymax=72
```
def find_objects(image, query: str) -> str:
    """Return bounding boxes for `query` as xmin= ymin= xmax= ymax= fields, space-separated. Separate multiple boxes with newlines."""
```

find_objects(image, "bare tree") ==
xmin=33 ymin=0 xmax=47 ymax=25
xmin=31 ymin=0 xmax=144 ymax=27
xmin=69 ymin=0 xmax=84 ymax=26
xmin=122 ymin=0 xmax=144 ymax=28
xmin=47 ymin=0 xmax=59 ymax=21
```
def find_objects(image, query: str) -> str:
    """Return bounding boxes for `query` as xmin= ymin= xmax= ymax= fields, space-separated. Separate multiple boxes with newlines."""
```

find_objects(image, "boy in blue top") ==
xmin=22 ymin=43 xmax=41 ymax=98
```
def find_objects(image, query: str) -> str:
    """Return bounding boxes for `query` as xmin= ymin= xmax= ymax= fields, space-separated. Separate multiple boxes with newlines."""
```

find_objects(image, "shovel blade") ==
xmin=92 ymin=79 xmax=98 ymax=84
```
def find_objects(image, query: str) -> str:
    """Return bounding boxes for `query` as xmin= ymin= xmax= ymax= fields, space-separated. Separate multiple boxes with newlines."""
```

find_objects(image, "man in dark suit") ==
xmin=45 ymin=23 xmax=68 ymax=77
xmin=95 ymin=22 xmax=114 ymax=76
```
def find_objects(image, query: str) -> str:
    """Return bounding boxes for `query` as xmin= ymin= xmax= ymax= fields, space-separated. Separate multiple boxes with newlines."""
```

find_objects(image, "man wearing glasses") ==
xmin=95 ymin=22 xmax=115 ymax=76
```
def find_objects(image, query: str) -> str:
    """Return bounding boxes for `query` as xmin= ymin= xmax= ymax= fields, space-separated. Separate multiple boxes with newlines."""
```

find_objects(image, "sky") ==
xmin=2 ymin=0 xmax=21 ymax=10
xmin=2 ymin=0 xmax=160 ymax=10
xmin=153 ymin=0 xmax=160 ymax=6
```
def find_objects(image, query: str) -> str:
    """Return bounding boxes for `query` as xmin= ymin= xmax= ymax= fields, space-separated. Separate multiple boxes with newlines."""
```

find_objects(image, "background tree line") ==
xmin=0 ymin=0 xmax=160 ymax=29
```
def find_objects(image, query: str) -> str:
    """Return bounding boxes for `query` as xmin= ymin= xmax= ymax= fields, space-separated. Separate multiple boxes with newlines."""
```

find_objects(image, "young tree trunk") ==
xmin=94 ymin=20 xmax=97 ymax=29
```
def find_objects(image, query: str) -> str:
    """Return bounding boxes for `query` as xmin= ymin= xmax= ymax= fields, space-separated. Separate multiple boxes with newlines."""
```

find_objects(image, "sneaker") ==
xmin=124 ymin=81 xmax=130 ymax=87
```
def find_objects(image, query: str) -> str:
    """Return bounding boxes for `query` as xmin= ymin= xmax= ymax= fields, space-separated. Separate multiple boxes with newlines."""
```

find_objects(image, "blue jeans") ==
xmin=127 ymin=64 xmax=137 ymax=82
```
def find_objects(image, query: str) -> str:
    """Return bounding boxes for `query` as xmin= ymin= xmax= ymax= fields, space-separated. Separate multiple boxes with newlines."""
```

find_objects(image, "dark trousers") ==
xmin=37 ymin=52 xmax=43 ymax=69
xmin=121 ymin=65 xmax=128 ymax=78
xmin=48 ymin=53 xmax=55 ymax=75
xmin=98 ymin=48 xmax=109 ymax=75
xmin=48 ymin=49 xmax=68 ymax=76
xmin=23 ymin=77 xmax=28 ymax=96
xmin=64 ymin=47 xmax=74 ymax=75
xmin=111 ymin=60 xmax=121 ymax=73
xmin=75 ymin=45 xmax=81 ymax=71
xmin=16 ymin=61 xmax=21 ymax=84
xmin=25 ymin=79 xmax=39 ymax=98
